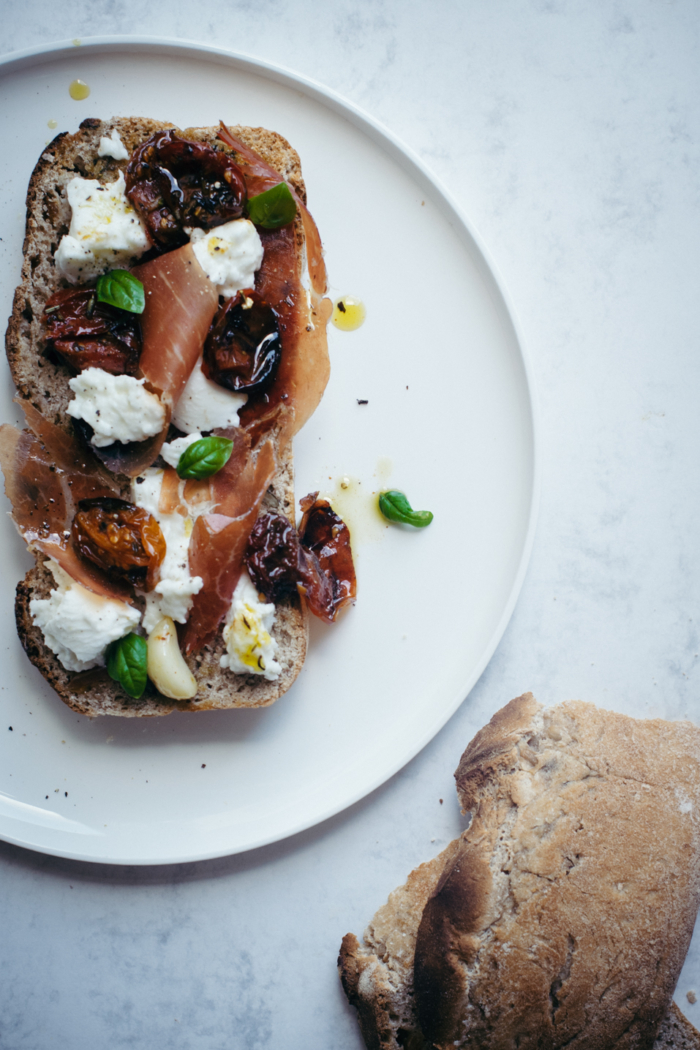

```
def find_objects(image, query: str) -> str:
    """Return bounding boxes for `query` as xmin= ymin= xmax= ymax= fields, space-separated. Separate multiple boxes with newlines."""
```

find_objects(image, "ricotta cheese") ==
xmin=160 ymin=432 xmax=203 ymax=470
xmin=67 ymin=368 xmax=166 ymax=448
xmin=131 ymin=470 xmax=205 ymax=633
xmin=97 ymin=129 xmax=130 ymax=161
xmin=29 ymin=560 xmax=140 ymax=672
xmin=55 ymin=171 xmax=150 ymax=283
xmin=187 ymin=219 xmax=264 ymax=297
xmin=220 ymin=571 xmax=281 ymax=681
xmin=172 ymin=356 xmax=246 ymax=433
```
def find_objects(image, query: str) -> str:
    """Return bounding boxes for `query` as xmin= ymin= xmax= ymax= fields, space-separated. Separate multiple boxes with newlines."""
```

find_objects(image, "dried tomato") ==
xmin=245 ymin=512 xmax=301 ymax=602
xmin=125 ymin=129 xmax=247 ymax=251
xmin=71 ymin=497 xmax=166 ymax=591
xmin=202 ymin=292 xmax=281 ymax=395
xmin=245 ymin=497 xmax=356 ymax=622
xmin=297 ymin=494 xmax=357 ymax=623
xmin=44 ymin=287 xmax=141 ymax=375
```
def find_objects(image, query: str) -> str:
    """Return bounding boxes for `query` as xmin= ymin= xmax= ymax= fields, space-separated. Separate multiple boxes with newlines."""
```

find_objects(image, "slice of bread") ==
xmin=339 ymin=694 xmax=700 ymax=1049
xmin=4 ymin=117 xmax=314 ymax=715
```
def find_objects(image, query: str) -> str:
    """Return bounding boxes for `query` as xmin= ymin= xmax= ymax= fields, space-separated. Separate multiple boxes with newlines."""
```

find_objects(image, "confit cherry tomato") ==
xmin=125 ymin=129 xmax=247 ymax=251
xmin=297 ymin=494 xmax=357 ymax=623
xmin=244 ymin=497 xmax=357 ymax=623
xmin=202 ymin=291 xmax=281 ymax=396
xmin=245 ymin=512 xmax=301 ymax=603
xmin=43 ymin=287 xmax=141 ymax=375
xmin=71 ymin=497 xmax=166 ymax=591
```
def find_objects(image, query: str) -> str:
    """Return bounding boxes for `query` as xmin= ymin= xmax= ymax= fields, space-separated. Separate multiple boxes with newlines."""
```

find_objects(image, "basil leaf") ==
xmin=106 ymin=633 xmax=148 ymax=699
xmin=177 ymin=436 xmax=234 ymax=480
xmin=247 ymin=182 xmax=297 ymax=229
xmin=378 ymin=490 xmax=434 ymax=528
xmin=95 ymin=270 xmax=145 ymax=314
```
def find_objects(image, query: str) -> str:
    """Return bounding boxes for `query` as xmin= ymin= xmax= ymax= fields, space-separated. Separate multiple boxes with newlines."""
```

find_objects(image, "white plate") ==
xmin=0 ymin=39 xmax=538 ymax=864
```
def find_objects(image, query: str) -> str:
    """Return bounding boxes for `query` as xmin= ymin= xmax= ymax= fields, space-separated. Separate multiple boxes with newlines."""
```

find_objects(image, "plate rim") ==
xmin=0 ymin=36 xmax=540 ymax=865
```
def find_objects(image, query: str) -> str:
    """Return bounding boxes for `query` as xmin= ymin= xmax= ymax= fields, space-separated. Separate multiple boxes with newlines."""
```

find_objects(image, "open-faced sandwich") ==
xmin=1 ymin=116 xmax=356 ymax=716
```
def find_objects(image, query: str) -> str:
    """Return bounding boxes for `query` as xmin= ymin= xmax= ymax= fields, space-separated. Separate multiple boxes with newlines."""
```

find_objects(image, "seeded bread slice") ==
xmin=339 ymin=694 xmax=700 ymax=1050
xmin=5 ymin=116 xmax=313 ymax=715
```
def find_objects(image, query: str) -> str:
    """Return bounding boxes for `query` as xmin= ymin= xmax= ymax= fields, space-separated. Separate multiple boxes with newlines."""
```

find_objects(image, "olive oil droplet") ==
xmin=69 ymin=79 xmax=90 ymax=101
xmin=332 ymin=296 xmax=366 ymax=331
xmin=47 ymin=118 xmax=58 ymax=130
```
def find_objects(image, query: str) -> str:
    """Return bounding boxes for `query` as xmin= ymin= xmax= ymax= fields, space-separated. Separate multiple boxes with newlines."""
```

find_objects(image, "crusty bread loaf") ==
xmin=340 ymin=694 xmax=700 ymax=1050
xmin=4 ymin=117 xmax=312 ymax=715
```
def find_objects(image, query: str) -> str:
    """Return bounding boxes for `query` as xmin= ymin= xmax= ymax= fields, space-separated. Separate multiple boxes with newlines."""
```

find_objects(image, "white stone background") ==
xmin=1 ymin=2 xmax=700 ymax=1047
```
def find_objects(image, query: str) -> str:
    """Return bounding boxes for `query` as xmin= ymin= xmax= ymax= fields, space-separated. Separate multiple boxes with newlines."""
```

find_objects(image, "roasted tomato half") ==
xmin=125 ymin=129 xmax=247 ymax=251
xmin=71 ymin=497 xmax=166 ymax=591
xmin=245 ymin=512 xmax=301 ymax=603
xmin=297 ymin=494 xmax=357 ymax=623
xmin=203 ymin=291 xmax=281 ymax=395
xmin=245 ymin=497 xmax=356 ymax=622
xmin=43 ymin=287 xmax=141 ymax=375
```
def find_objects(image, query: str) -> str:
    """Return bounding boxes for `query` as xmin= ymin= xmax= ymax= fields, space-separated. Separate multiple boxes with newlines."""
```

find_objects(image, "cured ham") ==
xmin=0 ymin=411 xmax=131 ymax=601
xmin=133 ymin=243 xmax=220 ymax=407
xmin=213 ymin=125 xmax=332 ymax=449
xmin=237 ymin=225 xmax=331 ymax=450
xmin=217 ymin=122 xmax=327 ymax=296
xmin=181 ymin=438 xmax=276 ymax=654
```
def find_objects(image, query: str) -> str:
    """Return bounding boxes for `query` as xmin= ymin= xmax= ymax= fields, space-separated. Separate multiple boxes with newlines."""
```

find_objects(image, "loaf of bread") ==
xmin=340 ymin=694 xmax=700 ymax=1049
xmin=3 ymin=117 xmax=317 ymax=715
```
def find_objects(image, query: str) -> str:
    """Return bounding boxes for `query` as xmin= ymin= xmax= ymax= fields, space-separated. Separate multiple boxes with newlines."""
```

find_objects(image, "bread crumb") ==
xmin=688 ymin=990 xmax=697 ymax=1004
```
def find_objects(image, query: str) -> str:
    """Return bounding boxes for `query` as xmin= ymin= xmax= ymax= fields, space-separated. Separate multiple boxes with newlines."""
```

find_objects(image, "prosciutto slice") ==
xmin=133 ymin=243 xmax=220 ymax=407
xmin=181 ymin=438 xmax=276 ymax=654
xmin=217 ymin=122 xmax=328 ymax=296
xmin=234 ymin=224 xmax=331 ymax=452
xmin=0 ymin=409 xmax=131 ymax=601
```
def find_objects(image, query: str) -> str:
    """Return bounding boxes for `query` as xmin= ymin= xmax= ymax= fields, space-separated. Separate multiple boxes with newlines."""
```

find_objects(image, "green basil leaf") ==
xmin=95 ymin=270 xmax=145 ymax=314
xmin=247 ymin=182 xmax=297 ymax=229
xmin=106 ymin=633 xmax=148 ymax=699
xmin=378 ymin=490 xmax=434 ymax=528
xmin=177 ymin=436 xmax=234 ymax=480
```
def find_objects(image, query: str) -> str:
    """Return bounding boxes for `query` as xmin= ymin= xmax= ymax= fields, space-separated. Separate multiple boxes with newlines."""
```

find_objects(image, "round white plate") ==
xmin=0 ymin=39 xmax=538 ymax=864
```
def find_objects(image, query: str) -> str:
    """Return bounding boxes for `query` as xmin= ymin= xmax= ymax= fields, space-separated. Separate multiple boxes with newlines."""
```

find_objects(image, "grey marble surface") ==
xmin=2 ymin=2 xmax=700 ymax=1047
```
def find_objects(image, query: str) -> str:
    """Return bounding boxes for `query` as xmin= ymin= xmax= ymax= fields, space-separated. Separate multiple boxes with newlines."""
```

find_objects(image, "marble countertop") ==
xmin=2 ymin=3 xmax=700 ymax=1047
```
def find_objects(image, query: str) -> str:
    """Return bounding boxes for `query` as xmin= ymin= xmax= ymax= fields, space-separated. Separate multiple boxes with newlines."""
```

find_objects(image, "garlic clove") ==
xmin=147 ymin=615 xmax=198 ymax=700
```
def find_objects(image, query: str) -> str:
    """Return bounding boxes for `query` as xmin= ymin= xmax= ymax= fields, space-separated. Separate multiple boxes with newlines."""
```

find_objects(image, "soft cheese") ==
xmin=29 ymin=560 xmax=140 ymax=672
xmin=131 ymin=469 xmax=205 ymax=633
xmin=172 ymin=356 xmax=246 ymax=433
xmin=97 ymin=129 xmax=130 ymax=161
xmin=55 ymin=171 xmax=150 ymax=283
xmin=187 ymin=218 xmax=264 ymax=297
xmin=220 ymin=571 xmax=281 ymax=681
xmin=67 ymin=368 xmax=166 ymax=447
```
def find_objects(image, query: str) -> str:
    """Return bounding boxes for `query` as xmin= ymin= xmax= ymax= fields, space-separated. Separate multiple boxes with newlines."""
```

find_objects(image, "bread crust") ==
xmin=5 ymin=116 xmax=314 ymax=715
xmin=340 ymin=695 xmax=700 ymax=1050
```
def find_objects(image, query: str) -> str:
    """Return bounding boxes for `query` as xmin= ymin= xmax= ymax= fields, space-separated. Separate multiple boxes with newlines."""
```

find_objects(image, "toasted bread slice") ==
xmin=5 ymin=117 xmax=313 ymax=715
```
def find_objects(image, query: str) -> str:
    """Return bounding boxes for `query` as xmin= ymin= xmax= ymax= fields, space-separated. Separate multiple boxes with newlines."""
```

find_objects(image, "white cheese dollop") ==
xmin=97 ymin=129 xmax=130 ymax=161
xmin=131 ymin=469 xmax=205 ymax=633
xmin=55 ymin=171 xmax=150 ymax=283
xmin=160 ymin=432 xmax=203 ymax=470
xmin=67 ymin=368 xmax=166 ymax=448
xmin=220 ymin=571 xmax=281 ymax=681
xmin=187 ymin=219 xmax=264 ymax=297
xmin=29 ymin=560 xmax=140 ymax=672
xmin=172 ymin=356 xmax=246 ymax=433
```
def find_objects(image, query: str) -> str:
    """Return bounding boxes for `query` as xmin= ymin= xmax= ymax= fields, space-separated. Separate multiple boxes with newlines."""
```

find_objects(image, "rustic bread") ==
xmin=4 ymin=117 xmax=312 ymax=715
xmin=339 ymin=694 xmax=700 ymax=1049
